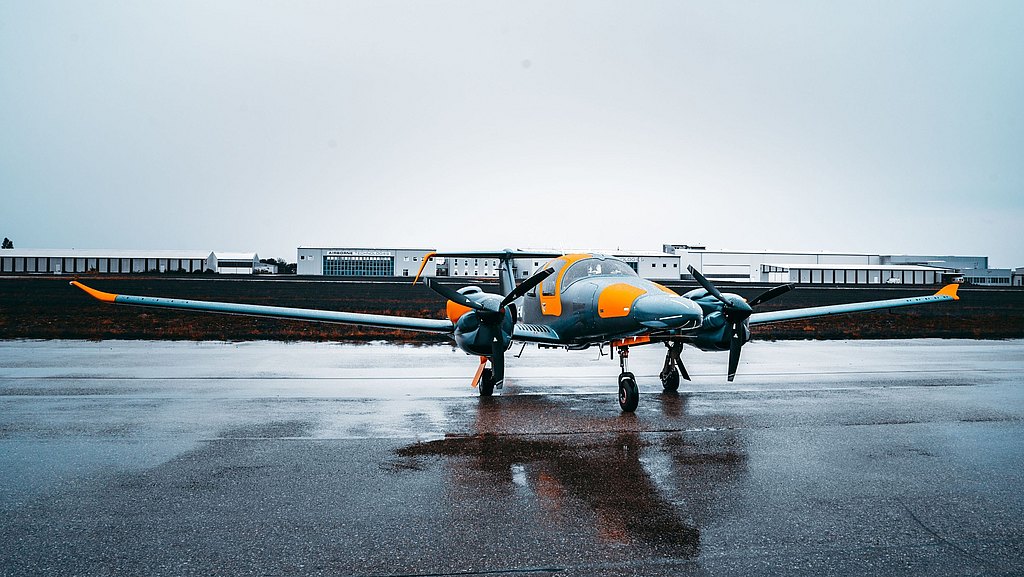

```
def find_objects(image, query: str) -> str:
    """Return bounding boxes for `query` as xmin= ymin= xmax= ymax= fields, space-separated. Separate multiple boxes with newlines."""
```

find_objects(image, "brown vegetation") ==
xmin=1 ymin=276 xmax=1021 ymax=342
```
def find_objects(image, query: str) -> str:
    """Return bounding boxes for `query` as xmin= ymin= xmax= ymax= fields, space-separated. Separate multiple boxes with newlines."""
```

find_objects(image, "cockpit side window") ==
xmin=540 ymin=259 xmax=566 ymax=296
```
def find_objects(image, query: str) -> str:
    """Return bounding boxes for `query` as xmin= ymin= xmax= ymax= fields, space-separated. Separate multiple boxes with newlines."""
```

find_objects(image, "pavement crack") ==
xmin=899 ymin=499 xmax=1005 ymax=573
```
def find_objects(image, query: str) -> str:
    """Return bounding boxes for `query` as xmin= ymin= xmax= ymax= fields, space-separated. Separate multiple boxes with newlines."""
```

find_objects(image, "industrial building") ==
xmin=663 ymin=244 xmax=990 ymax=285
xmin=296 ymin=247 xmax=681 ymax=280
xmin=510 ymin=250 xmax=681 ymax=281
xmin=0 ymin=249 xmax=214 ymax=274
xmin=293 ymin=244 xmax=1014 ymax=286
xmin=962 ymin=268 xmax=1015 ymax=286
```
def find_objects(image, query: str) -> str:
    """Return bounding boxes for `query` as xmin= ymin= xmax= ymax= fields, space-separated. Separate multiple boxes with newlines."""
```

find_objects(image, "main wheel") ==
xmin=479 ymin=368 xmax=495 ymax=397
xmin=618 ymin=372 xmax=639 ymax=413
xmin=661 ymin=368 xmax=680 ymax=393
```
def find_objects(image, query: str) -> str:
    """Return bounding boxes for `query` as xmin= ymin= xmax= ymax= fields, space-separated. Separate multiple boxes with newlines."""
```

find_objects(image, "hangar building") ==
xmin=0 ymin=249 xmax=214 ymax=274
xmin=213 ymin=252 xmax=260 ymax=275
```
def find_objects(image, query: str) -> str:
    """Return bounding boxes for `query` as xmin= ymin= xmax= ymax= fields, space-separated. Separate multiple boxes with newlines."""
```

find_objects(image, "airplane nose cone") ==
xmin=632 ymin=295 xmax=704 ymax=329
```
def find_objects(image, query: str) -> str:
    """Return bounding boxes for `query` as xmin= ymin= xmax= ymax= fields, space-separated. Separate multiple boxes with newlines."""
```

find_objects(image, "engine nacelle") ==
xmin=445 ymin=287 xmax=515 ymax=357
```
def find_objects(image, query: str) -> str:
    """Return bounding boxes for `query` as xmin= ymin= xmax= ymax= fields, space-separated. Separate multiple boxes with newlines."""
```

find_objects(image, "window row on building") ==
xmin=0 ymin=250 xmax=260 ymax=275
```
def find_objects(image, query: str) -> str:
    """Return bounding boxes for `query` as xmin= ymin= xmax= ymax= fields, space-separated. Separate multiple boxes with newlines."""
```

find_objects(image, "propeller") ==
xmin=687 ymin=266 xmax=793 ymax=381
xmin=748 ymin=283 xmax=795 ymax=307
xmin=424 ymin=267 xmax=555 ymax=387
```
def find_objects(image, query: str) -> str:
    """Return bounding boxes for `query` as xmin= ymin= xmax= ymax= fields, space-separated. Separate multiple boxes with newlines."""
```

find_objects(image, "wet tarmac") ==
xmin=1 ymin=339 xmax=1022 ymax=576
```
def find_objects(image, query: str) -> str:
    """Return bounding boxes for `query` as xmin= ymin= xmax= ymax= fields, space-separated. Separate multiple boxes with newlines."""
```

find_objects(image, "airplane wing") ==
xmin=70 ymin=281 xmax=454 ymax=334
xmin=748 ymin=284 xmax=960 ymax=326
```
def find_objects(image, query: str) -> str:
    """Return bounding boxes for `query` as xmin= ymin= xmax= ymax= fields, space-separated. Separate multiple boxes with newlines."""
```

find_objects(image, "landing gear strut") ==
xmin=659 ymin=341 xmax=691 ymax=393
xmin=617 ymin=346 xmax=639 ymax=413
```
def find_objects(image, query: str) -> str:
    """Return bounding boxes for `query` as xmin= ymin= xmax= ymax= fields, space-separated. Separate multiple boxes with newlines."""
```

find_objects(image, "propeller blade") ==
xmin=500 ymin=267 xmax=555 ymax=309
xmin=423 ymin=278 xmax=490 ymax=312
xmin=490 ymin=336 xmax=505 ymax=386
xmin=687 ymin=266 xmax=728 ymax=304
xmin=727 ymin=322 xmax=743 ymax=382
xmin=748 ymin=283 xmax=795 ymax=307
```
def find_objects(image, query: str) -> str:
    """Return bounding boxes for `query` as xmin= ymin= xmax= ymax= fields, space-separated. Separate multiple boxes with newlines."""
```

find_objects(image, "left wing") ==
xmin=749 ymin=284 xmax=960 ymax=326
xmin=70 ymin=281 xmax=454 ymax=334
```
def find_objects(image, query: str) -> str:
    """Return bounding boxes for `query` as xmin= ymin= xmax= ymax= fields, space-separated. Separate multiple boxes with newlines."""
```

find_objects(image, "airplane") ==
xmin=70 ymin=249 xmax=961 ymax=412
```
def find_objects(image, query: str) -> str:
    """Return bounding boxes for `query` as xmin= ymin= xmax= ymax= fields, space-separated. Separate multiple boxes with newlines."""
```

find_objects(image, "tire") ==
xmin=479 ymin=368 xmax=495 ymax=397
xmin=618 ymin=372 xmax=639 ymax=413
xmin=661 ymin=368 xmax=680 ymax=393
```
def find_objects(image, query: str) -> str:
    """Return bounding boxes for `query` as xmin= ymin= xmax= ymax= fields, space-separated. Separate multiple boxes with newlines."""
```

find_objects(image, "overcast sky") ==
xmin=2 ymin=1 xmax=1022 ymax=266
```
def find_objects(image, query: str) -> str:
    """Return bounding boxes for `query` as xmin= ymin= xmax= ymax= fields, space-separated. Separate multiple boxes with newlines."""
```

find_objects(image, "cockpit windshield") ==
xmin=560 ymin=258 xmax=637 ymax=291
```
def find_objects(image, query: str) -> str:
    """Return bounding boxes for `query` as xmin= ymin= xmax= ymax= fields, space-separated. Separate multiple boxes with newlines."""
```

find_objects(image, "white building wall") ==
xmin=297 ymin=247 xmax=437 ymax=277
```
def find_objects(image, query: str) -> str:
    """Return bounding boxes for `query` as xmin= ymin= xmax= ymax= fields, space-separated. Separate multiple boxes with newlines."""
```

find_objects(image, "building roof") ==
xmin=213 ymin=252 xmax=258 ymax=261
xmin=518 ymin=248 xmax=676 ymax=258
xmin=0 ymin=248 xmax=213 ymax=259
xmin=767 ymin=263 xmax=949 ymax=271
xmin=297 ymin=246 xmax=436 ymax=252
xmin=668 ymin=245 xmax=877 ymax=257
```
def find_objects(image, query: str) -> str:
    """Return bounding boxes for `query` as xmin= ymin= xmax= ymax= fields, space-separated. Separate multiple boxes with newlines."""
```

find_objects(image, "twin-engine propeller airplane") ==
xmin=71 ymin=249 xmax=961 ymax=412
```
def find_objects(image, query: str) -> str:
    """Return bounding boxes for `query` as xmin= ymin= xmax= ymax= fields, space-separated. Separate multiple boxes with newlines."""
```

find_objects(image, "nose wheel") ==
xmin=616 ymin=346 xmax=639 ymax=412
xmin=618 ymin=372 xmax=639 ymax=412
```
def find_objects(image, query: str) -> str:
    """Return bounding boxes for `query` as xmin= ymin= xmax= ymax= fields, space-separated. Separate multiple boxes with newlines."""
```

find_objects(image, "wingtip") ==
xmin=412 ymin=251 xmax=437 ymax=285
xmin=70 ymin=280 xmax=119 ymax=303
xmin=935 ymin=283 xmax=960 ymax=301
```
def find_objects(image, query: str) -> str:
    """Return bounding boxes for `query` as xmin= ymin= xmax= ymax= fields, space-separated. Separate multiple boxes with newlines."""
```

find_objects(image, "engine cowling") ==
xmin=445 ymin=287 xmax=514 ymax=357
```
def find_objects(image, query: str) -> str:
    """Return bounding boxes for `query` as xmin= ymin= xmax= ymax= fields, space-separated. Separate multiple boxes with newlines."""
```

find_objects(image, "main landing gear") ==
xmin=659 ymin=341 xmax=691 ymax=393
xmin=616 ymin=346 xmax=639 ymax=413
xmin=473 ymin=357 xmax=500 ymax=397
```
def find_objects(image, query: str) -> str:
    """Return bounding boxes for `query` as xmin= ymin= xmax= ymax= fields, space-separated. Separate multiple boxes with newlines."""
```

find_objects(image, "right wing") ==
xmin=749 ymin=283 xmax=960 ymax=326
xmin=70 ymin=281 xmax=454 ymax=334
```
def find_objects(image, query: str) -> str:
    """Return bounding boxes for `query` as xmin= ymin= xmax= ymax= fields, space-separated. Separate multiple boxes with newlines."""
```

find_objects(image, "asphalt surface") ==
xmin=1 ymin=339 xmax=1022 ymax=577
